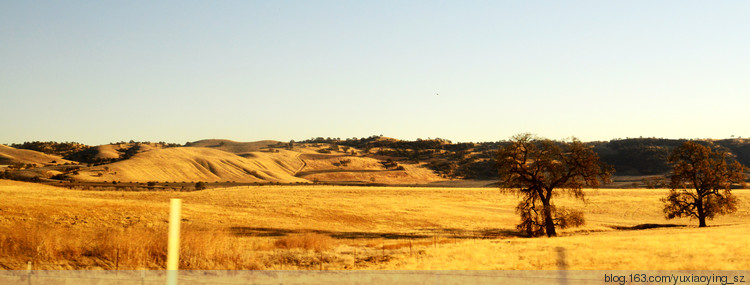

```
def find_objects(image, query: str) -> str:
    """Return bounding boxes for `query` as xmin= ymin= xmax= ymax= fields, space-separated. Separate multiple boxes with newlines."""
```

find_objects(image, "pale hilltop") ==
xmin=186 ymin=139 xmax=281 ymax=157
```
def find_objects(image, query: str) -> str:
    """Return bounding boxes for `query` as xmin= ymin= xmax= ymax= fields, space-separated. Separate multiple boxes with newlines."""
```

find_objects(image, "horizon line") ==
xmin=3 ymin=135 xmax=747 ymax=147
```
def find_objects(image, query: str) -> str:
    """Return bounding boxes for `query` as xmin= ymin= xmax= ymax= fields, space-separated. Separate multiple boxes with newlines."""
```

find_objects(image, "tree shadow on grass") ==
xmin=229 ymin=226 xmax=525 ymax=240
xmin=608 ymin=223 xmax=686 ymax=230
xmin=229 ymin=227 xmax=300 ymax=237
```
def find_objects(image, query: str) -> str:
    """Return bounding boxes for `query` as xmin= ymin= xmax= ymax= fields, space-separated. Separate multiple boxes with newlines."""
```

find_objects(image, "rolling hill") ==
xmin=294 ymin=152 xmax=444 ymax=184
xmin=17 ymin=136 xmax=748 ymax=187
xmin=0 ymin=144 xmax=73 ymax=166
xmin=2 ymin=140 xmax=448 ymax=185
xmin=72 ymin=147 xmax=308 ymax=183
xmin=63 ymin=142 xmax=173 ymax=164
xmin=186 ymin=139 xmax=281 ymax=156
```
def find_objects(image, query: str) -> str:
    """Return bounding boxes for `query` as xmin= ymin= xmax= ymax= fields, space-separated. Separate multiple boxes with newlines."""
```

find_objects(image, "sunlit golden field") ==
xmin=1 ymin=179 xmax=748 ymax=270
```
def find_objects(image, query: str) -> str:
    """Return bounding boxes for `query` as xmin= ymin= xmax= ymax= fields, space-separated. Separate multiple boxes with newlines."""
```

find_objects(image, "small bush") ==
xmin=339 ymin=159 xmax=351 ymax=167
xmin=195 ymin=181 xmax=207 ymax=190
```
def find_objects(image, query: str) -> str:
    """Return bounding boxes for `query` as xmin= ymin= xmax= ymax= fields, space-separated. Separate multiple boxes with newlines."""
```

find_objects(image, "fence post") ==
xmin=26 ymin=261 xmax=32 ymax=285
xmin=166 ymin=198 xmax=181 ymax=285
xmin=556 ymin=247 xmax=568 ymax=285
xmin=382 ymin=242 xmax=385 ymax=260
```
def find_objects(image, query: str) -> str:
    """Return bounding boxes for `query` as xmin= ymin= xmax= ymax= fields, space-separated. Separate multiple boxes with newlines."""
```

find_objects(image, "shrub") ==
xmin=195 ymin=182 xmax=207 ymax=190
xmin=339 ymin=159 xmax=351 ymax=167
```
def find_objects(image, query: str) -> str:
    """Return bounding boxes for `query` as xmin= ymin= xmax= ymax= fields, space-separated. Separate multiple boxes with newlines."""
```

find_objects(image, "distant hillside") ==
xmin=0 ymin=144 xmax=73 ymax=167
xmin=591 ymin=138 xmax=750 ymax=175
xmin=71 ymin=147 xmax=307 ymax=183
xmin=65 ymin=142 xmax=175 ymax=164
xmin=4 ymin=136 xmax=750 ymax=186
xmin=299 ymin=136 xmax=750 ymax=178
xmin=590 ymin=138 xmax=681 ymax=175
xmin=9 ymin=141 xmax=88 ymax=157
xmin=186 ymin=139 xmax=281 ymax=156
xmin=9 ymin=141 xmax=181 ymax=165
xmin=293 ymin=147 xmax=445 ymax=184
xmin=298 ymin=136 xmax=501 ymax=180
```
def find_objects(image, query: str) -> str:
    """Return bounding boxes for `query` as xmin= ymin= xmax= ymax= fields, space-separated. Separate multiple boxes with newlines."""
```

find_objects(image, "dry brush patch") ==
xmin=0 ymin=220 xmax=167 ymax=269
xmin=0 ymin=221 xmax=274 ymax=270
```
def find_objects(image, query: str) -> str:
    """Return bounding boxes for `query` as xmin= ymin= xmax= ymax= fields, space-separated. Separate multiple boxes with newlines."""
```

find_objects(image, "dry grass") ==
xmin=0 ymin=220 xmax=166 ymax=269
xmin=300 ymin=164 xmax=445 ymax=184
xmin=0 ymin=219 xmax=269 ymax=270
xmin=1 ymin=179 xmax=749 ymax=270
xmin=377 ymin=224 xmax=750 ymax=270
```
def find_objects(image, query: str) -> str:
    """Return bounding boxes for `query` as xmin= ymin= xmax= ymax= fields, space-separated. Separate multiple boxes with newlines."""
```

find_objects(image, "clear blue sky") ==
xmin=2 ymin=1 xmax=748 ymax=145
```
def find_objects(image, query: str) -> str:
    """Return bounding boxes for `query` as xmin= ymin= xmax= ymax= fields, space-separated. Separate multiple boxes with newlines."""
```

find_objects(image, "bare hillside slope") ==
xmin=73 ymin=147 xmax=307 ymax=183
xmin=293 ymin=145 xmax=445 ymax=184
xmin=187 ymin=139 xmax=280 ymax=156
xmin=0 ymin=145 xmax=73 ymax=166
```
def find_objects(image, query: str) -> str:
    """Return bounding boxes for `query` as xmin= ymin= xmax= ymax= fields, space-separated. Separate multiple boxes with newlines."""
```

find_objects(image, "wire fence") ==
xmin=0 ymin=270 xmax=611 ymax=285
xmin=2 ymin=270 xmax=749 ymax=285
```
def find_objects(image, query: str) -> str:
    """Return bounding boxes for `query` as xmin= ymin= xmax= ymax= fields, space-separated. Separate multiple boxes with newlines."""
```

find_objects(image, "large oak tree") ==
xmin=497 ymin=134 xmax=612 ymax=237
xmin=663 ymin=141 xmax=746 ymax=227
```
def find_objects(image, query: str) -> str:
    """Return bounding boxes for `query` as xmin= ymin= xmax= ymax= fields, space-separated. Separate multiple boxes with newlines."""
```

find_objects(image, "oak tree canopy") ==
xmin=663 ymin=141 xmax=746 ymax=227
xmin=497 ymin=134 xmax=613 ymax=237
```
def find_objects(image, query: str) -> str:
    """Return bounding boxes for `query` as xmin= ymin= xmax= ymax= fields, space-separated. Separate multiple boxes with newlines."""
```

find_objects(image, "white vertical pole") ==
xmin=166 ymin=199 xmax=181 ymax=285
xmin=26 ymin=261 xmax=31 ymax=285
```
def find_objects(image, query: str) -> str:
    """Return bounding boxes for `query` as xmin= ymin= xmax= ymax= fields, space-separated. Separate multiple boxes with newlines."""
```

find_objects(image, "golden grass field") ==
xmin=1 ymin=179 xmax=748 ymax=270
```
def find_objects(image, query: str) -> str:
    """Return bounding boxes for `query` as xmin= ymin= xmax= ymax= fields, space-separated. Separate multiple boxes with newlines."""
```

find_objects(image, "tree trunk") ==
xmin=696 ymin=197 xmax=707 ymax=227
xmin=543 ymin=201 xmax=556 ymax=237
